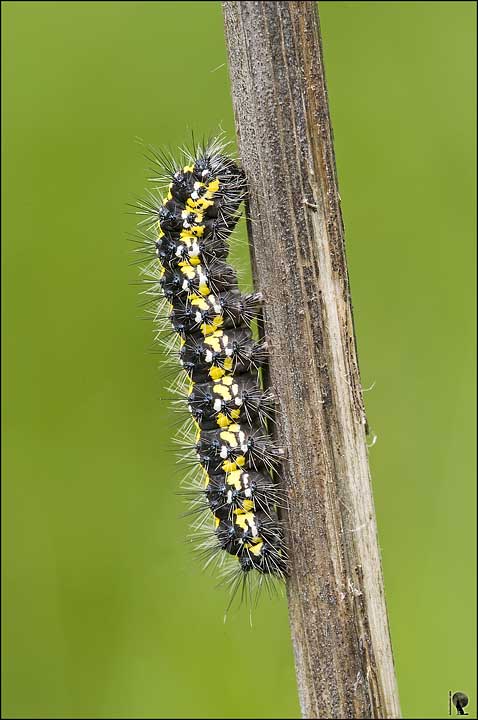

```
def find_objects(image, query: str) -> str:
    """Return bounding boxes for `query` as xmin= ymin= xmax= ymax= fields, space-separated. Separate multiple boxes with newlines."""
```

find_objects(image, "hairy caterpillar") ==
xmin=135 ymin=137 xmax=287 ymax=602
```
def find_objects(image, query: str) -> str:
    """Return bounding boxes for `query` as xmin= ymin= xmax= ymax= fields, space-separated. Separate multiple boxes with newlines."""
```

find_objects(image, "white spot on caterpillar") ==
xmin=205 ymin=350 xmax=213 ymax=363
xmin=243 ymin=474 xmax=252 ymax=498
xmin=226 ymin=490 xmax=233 ymax=504
xmin=213 ymin=399 xmax=222 ymax=412
xmin=220 ymin=446 xmax=228 ymax=459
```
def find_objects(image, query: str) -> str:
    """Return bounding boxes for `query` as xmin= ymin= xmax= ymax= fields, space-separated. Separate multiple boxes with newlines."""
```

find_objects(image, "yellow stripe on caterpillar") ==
xmin=180 ymin=226 xmax=204 ymax=239
xmin=223 ymin=357 xmax=233 ymax=371
xmin=209 ymin=366 xmax=225 ymax=381
xmin=191 ymin=297 xmax=209 ymax=310
xmin=186 ymin=197 xmax=214 ymax=213
xmin=198 ymin=283 xmax=211 ymax=296
xmin=207 ymin=178 xmax=220 ymax=193
xmin=201 ymin=315 xmax=224 ymax=336
xmin=213 ymin=383 xmax=233 ymax=401
xmin=216 ymin=413 xmax=232 ymax=428
xmin=178 ymin=262 xmax=197 ymax=280
xmin=225 ymin=470 xmax=243 ymax=490
xmin=203 ymin=328 xmax=224 ymax=344
xmin=233 ymin=509 xmax=257 ymax=535
xmin=181 ymin=208 xmax=204 ymax=222
xmin=245 ymin=539 xmax=264 ymax=556
xmin=219 ymin=430 xmax=238 ymax=447
xmin=204 ymin=335 xmax=222 ymax=352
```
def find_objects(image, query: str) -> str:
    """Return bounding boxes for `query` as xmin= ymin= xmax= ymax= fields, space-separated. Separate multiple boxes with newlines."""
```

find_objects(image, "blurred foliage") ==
xmin=2 ymin=2 xmax=476 ymax=718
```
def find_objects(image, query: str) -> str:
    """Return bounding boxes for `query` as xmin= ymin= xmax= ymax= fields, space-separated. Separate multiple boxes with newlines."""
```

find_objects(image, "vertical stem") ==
xmin=222 ymin=3 xmax=401 ymax=718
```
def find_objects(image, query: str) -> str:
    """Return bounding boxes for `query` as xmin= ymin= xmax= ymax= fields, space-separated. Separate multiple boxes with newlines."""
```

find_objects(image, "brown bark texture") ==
xmin=222 ymin=3 xmax=401 ymax=718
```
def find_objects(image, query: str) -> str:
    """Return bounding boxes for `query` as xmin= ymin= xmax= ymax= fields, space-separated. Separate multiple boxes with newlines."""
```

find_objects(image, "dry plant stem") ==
xmin=222 ymin=2 xmax=401 ymax=718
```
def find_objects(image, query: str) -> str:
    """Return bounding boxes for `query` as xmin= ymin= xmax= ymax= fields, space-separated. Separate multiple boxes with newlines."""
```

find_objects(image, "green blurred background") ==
xmin=2 ymin=2 xmax=476 ymax=718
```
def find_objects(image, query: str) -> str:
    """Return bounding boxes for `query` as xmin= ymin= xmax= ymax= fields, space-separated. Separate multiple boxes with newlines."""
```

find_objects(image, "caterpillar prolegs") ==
xmin=136 ymin=138 xmax=287 ymax=600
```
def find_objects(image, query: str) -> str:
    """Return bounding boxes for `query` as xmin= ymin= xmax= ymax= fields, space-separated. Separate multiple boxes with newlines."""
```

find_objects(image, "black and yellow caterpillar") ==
xmin=137 ymin=139 xmax=287 ymax=594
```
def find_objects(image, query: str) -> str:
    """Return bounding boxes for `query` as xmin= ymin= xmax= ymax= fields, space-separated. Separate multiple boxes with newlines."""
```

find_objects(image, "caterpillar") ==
xmin=135 ymin=137 xmax=287 ymax=602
